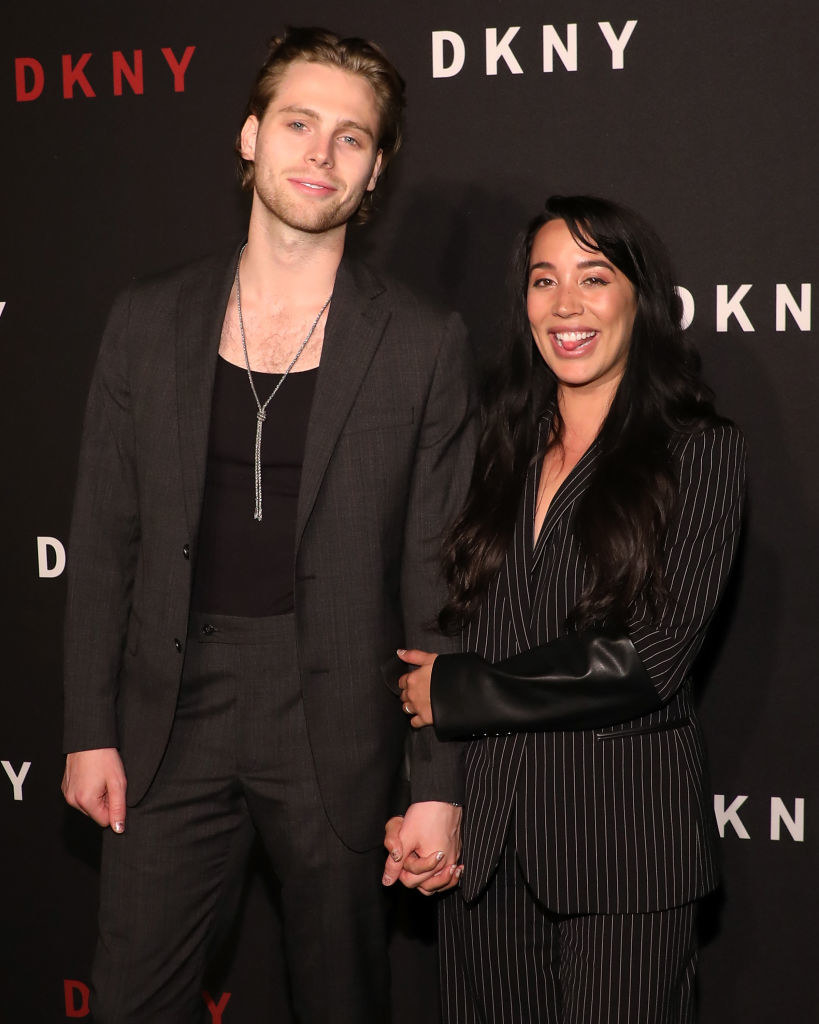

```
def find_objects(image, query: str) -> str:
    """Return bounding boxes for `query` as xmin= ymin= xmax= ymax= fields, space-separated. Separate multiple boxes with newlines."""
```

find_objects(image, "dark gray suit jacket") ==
xmin=63 ymin=247 xmax=477 ymax=851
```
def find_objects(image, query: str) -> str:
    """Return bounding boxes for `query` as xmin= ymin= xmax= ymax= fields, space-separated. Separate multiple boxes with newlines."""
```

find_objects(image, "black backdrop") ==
xmin=3 ymin=1 xmax=817 ymax=1020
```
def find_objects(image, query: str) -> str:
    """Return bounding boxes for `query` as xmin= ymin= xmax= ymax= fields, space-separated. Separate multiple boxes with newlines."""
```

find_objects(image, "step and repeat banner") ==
xmin=3 ymin=1 xmax=816 ymax=1020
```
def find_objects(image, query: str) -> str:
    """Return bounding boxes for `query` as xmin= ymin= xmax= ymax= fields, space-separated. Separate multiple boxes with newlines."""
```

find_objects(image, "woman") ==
xmin=391 ymin=196 xmax=747 ymax=1022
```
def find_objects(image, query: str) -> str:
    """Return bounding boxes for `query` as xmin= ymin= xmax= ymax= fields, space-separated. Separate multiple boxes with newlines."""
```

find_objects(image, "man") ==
xmin=61 ymin=27 xmax=474 ymax=1023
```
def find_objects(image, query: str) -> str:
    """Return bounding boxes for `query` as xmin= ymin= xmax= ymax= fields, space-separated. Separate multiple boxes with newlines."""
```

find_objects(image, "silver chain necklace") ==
xmin=234 ymin=244 xmax=331 ymax=521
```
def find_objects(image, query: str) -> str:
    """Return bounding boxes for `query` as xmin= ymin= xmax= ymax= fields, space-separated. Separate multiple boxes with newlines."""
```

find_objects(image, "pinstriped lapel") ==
xmin=531 ymin=433 xmax=600 ymax=569
xmin=504 ymin=455 xmax=539 ymax=651
xmin=175 ymin=246 xmax=240 ymax=536
xmin=294 ymin=258 xmax=389 ymax=551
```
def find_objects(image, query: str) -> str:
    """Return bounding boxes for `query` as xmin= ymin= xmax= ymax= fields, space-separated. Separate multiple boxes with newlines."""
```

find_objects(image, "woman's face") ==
xmin=527 ymin=218 xmax=637 ymax=396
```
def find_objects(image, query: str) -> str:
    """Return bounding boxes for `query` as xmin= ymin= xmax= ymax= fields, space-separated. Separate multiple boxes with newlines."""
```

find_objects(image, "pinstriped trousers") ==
xmin=440 ymin=838 xmax=697 ymax=1023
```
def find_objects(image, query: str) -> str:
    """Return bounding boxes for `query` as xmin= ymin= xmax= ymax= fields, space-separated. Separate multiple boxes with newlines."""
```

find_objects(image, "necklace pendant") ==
xmin=235 ymin=243 xmax=330 ymax=523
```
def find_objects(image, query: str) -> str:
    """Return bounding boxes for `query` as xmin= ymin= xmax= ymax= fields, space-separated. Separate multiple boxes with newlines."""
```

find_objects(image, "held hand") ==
xmin=382 ymin=801 xmax=462 ymax=895
xmin=384 ymin=815 xmax=443 ymax=888
xmin=397 ymin=648 xmax=437 ymax=728
xmin=62 ymin=748 xmax=127 ymax=832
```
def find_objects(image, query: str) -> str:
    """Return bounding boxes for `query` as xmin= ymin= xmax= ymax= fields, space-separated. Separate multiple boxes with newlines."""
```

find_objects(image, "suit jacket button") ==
xmin=182 ymin=544 xmax=190 ymax=559
xmin=174 ymin=638 xmax=183 ymax=652
xmin=201 ymin=623 xmax=215 ymax=635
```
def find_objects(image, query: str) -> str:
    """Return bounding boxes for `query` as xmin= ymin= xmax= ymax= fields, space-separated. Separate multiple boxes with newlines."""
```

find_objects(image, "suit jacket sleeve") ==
xmin=400 ymin=312 xmax=477 ymax=804
xmin=63 ymin=288 xmax=140 ymax=753
xmin=627 ymin=422 xmax=747 ymax=702
xmin=430 ymin=627 xmax=661 ymax=739
xmin=429 ymin=422 xmax=747 ymax=734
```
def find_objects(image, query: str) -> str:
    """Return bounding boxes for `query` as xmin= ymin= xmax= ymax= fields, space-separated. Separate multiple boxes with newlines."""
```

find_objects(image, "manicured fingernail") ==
xmin=391 ymin=849 xmax=401 ymax=862
xmin=382 ymin=874 xmax=393 ymax=886
xmin=435 ymin=850 xmax=445 ymax=861
xmin=455 ymin=866 xmax=464 ymax=878
xmin=112 ymin=821 xmax=125 ymax=834
xmin=397 ymin=649 xmax=406 ymax=656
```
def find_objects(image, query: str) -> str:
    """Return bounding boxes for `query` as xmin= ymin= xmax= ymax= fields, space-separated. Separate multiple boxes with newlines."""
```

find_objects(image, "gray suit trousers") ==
xmin=92 ymin=612 xmax=389 ymax=1023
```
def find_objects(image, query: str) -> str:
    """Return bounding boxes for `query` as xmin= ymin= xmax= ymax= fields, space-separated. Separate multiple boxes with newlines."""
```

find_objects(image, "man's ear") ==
xmin=366 ymin=149 xmax=384 ymax=192
xmin=239 ymin=115 xmax=260 ymax=161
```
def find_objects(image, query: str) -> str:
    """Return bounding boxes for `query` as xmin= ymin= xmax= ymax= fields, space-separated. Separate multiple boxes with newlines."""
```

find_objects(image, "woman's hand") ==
xmin=397 ymin=648 xmax=438 ymax=728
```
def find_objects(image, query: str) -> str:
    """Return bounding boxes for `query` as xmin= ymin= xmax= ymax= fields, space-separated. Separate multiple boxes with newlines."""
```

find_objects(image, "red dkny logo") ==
xmin=64 ymin=980 xmax=89 ymax=1018
xmin=203 ymin=990 xmax=232 ymax=1021
xmin=15 ymin=46 xmax=195 ymax=102
xmin=63 ymin=981 xmax=231 ymax=1020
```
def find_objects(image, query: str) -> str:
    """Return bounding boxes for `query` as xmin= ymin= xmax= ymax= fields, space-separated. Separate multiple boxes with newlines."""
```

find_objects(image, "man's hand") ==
xmin=382 ymin=801 xmax=462 ymax=895
xmin=397 ymin=648 xmax=436 ymax=728
xmin=62 ymin=748 xmax=127 ymax=832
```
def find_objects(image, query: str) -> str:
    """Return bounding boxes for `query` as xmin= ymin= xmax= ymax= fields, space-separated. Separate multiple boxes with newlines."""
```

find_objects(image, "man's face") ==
xmin=240 ymin=60 xmax=383 ymax=236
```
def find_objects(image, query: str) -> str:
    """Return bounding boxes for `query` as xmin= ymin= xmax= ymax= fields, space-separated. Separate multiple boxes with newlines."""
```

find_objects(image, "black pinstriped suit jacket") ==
xmin=458 ymin=419 xmax=747 ymax=913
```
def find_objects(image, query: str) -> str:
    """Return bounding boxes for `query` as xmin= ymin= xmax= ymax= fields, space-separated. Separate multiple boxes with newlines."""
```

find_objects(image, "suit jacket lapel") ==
xmin=295 ymin=258 xmax=388 ymax=551
xmin=503 ymin=455 xmax=539 ymax=651
xmin=176 ymin=246 xmax=240 ymax=536
xmin=532 ymin=434 xmax=600 ymax=568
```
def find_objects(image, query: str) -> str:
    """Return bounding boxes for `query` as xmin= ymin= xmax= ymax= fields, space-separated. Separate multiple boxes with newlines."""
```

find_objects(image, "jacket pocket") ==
xmin=341 ymin=407 xmax=415 ymax=436
xmin=595 ymin=715 xmax=690 ymax=741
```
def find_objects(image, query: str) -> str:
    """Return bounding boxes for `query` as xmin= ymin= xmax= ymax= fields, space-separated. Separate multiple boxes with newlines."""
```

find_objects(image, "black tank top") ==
xmin=190 ymin=356 xmax=317 ymax=615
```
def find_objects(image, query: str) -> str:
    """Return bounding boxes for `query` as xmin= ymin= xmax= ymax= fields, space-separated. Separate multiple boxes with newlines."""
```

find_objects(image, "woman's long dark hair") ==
xmin=440 ymin=195 xmax=719 ymax=632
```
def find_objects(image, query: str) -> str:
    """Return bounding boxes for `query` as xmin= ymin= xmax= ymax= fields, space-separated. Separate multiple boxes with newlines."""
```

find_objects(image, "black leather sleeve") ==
xmin=430 ymin=627 xmax=663 ymax=741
